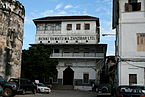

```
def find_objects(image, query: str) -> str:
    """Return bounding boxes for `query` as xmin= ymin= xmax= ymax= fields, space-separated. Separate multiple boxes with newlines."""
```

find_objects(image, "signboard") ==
xmin=38 ymin=36 xmax=96 ymax=41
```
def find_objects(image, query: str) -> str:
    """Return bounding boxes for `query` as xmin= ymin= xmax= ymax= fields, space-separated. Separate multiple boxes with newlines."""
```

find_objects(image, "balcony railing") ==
xmin=50 ymin=53 xmax=104 ymax=59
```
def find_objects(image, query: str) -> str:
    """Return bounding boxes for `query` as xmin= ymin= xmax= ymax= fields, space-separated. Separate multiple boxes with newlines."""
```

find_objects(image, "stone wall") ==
xmin=0 ymin=0 xmax=25 ymax=79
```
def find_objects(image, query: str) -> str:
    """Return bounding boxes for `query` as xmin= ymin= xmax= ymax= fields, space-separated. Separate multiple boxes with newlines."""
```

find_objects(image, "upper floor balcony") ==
xmin=50 ymin=52 xmax=104 ymax=59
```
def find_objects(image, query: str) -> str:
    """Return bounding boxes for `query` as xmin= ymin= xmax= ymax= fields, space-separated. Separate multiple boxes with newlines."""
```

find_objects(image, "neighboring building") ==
xmin=105 ymin=56 xmax=116 ymax=85
xmin=98 ymin=56 xmax=117 ymax=86
xmin=33 ymin=16 xmax=107 ymax=90
xmin=113 ymin=0 xmax=145 ymax=85
xmin=0 ymin=0 xmax=25 ymax=79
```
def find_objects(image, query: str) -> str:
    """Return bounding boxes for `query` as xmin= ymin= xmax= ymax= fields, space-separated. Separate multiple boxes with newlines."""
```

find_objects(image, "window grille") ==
xmin=67 ymin=24 xmax=72 ymax=30
xmin=76 ymin=24 xmax=81 ymax=30
xmin=129 ymin=74 xmax=137 ymax=85
xmin=84 ymin=23 xmax=90 ymax=30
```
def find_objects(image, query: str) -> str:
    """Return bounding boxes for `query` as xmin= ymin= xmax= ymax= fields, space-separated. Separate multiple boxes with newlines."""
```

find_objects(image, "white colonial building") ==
xmin=33 ymin=16 xmax=107 ymax=90
xmin=113 ymin=0 xmax=145 ymax=85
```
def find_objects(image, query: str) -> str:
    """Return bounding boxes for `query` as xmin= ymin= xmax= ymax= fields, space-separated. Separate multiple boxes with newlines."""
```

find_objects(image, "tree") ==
xmin=21 ymin=44 xmax=58 ymax=83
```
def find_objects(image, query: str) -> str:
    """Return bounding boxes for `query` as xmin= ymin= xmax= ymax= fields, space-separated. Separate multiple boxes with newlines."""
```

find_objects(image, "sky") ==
xmin=18 ymin=0 xmax=115 ymax=56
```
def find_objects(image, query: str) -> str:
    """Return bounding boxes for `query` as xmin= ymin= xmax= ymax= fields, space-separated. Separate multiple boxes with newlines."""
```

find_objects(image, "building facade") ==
xmin=0 ymin=0 xmax=25 ymax=79
xmin=113 ymin=0 xmax=145 ymax=85
xmin=33 ymin=16 xmax=107 ymax=90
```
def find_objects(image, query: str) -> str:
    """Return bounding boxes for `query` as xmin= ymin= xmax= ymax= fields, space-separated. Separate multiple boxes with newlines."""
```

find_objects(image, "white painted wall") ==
xmin=120 ymin=23 xmax=145 ymax=58
xmin=118 ymin=0 xmax=145 ymax=58
xmin=74 ymin=67 xmax=96 ymax=79
xmin=61 ymin=21 xmax=97 ymax=35
xmin=57 ymin=67 xmax=96 ymax=80
xmin=57 ymin=60 xmax=96 ymax=80
xmin=117 ymin=0 xmax=145 ymax=85
xmin=119 ymin=61 xmax=145 ymax=85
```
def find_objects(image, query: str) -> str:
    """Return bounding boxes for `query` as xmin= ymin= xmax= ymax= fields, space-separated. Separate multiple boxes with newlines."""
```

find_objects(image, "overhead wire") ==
xmin=117 ymin=56 xmax=145 ymax=68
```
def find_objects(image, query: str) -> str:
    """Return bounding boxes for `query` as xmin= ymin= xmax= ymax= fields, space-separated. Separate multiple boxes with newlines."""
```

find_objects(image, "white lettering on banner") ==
xmin=38 ymin=36 xmax=96 ymax=41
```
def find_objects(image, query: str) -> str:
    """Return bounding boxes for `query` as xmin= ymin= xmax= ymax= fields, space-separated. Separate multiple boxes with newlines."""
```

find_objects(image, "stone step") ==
xmin=53 ymin=85 xmax=74 ymax=90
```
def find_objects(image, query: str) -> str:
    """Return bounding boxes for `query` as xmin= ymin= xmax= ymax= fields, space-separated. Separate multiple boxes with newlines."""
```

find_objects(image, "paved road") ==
xmin=15 ymin=90 xmax=97 ymax=97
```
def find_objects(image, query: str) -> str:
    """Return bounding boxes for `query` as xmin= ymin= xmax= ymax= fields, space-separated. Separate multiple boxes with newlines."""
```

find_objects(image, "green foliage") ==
xmin=21 ymin=44 xmax=58 ymax=83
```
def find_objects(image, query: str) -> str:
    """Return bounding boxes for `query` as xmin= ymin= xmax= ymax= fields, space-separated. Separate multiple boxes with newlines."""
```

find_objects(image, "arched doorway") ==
xmin=63 ymin=66 xmax=74 ymax=85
